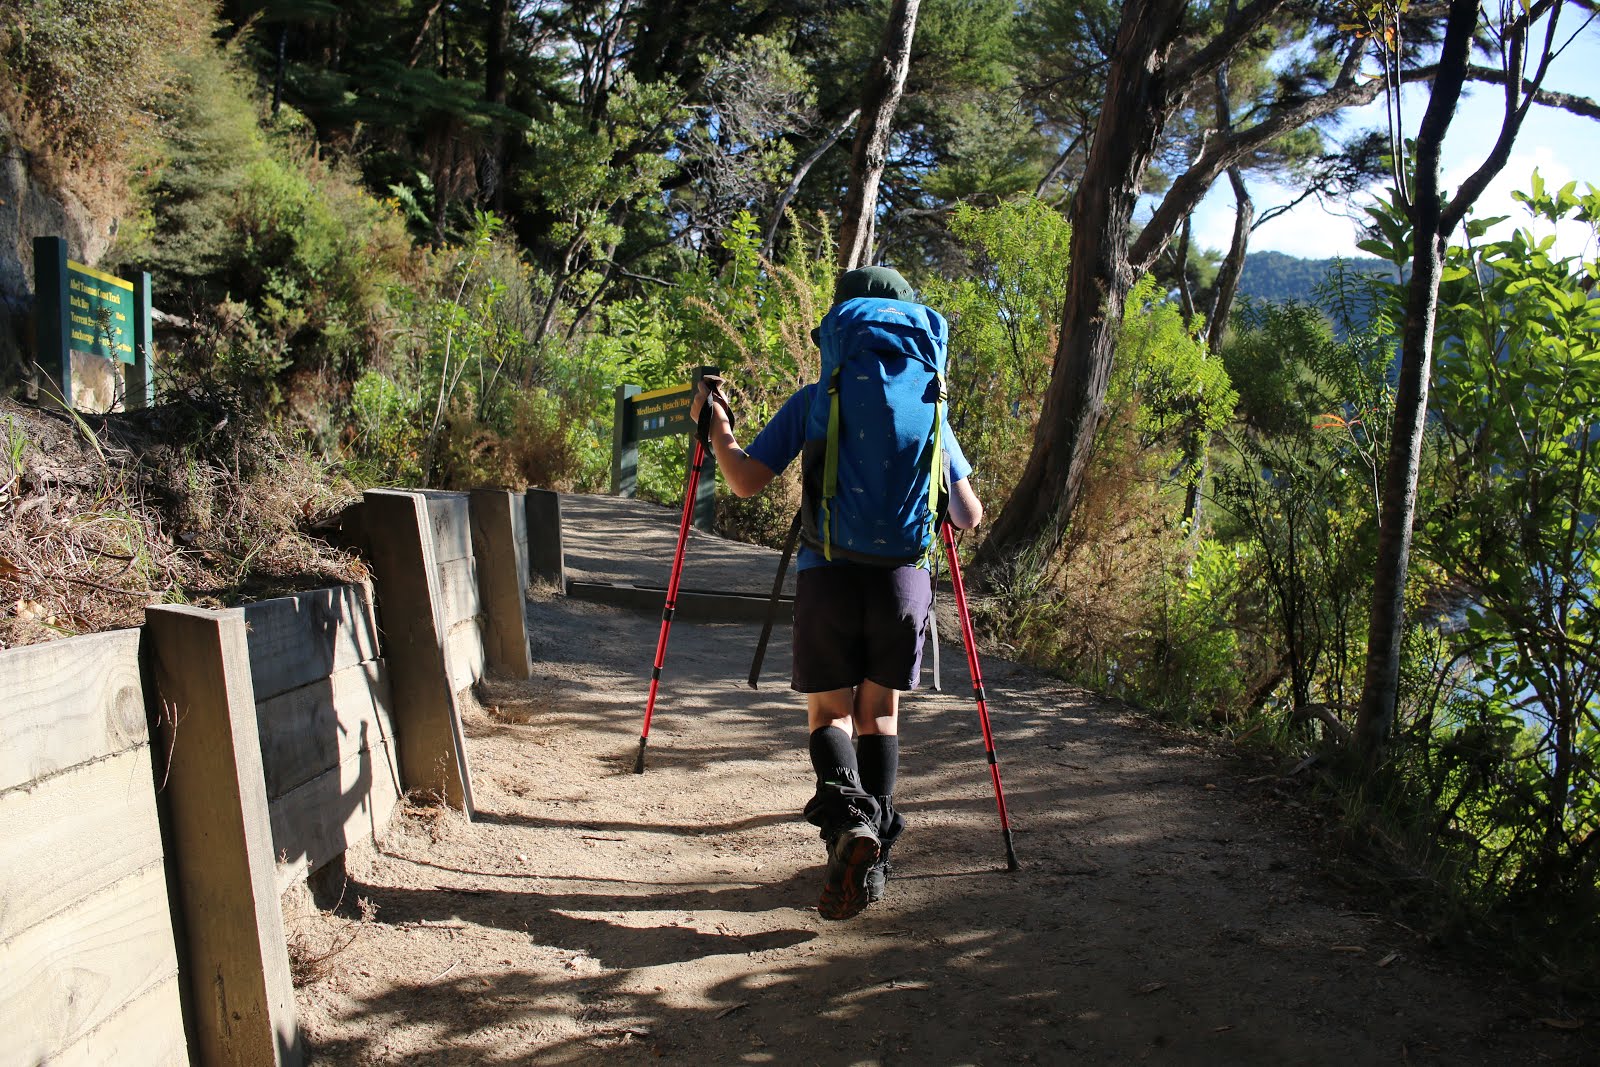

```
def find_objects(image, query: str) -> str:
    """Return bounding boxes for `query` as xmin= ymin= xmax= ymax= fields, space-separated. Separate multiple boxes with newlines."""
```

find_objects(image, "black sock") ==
xmin=808 ymin=725 xmax=860 ymax=789
xmin=857 ymin=734 xmax=899 ymax=797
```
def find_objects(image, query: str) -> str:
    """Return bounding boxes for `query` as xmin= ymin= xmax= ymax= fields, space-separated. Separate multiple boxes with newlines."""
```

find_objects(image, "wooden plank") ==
xmin=420 ymin=490 xmax=472 ymax=563
xmin=470 ymin=489 xmax=533 ymax=679
xmin=49 ymin=977 xmax=188 ymax=1067
xmin=270 ymin=736 xmax=403 ymax=894
xmin=255 ymin=660 xmax=400 ymax=802
xmin=444 ymin=620 xmax=485 ymax=694
xmin=526 ymin=488 xmax=566 ymax=588
xmin=242 ymin=584 xmax=381 ymax=702
xmin=0 ymin=747 xmax=165 ymax=943
xmin=145 ymin=604 xmax=304 ymax=1066
xmin=0 ymin=864 xmax=180 ymax=1065
xmin=362 ymin=490 xmax=475 ymax=815
xmin=436 ymin=555 xmax=483 ymax=631
xmin=0 ymin=628 xmax=146 ymax=793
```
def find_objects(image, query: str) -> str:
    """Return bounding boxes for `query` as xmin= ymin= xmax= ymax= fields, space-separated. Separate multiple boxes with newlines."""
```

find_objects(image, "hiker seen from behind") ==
xmin=691 ymin=265 xmax=983 ymax=920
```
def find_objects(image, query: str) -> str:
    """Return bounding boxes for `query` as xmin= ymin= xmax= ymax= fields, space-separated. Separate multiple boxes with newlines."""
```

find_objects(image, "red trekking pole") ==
xmin=635 ymin=379 xmax=723 ymax=774
xmin=940 ymin=523 xmax=1020 ymax=870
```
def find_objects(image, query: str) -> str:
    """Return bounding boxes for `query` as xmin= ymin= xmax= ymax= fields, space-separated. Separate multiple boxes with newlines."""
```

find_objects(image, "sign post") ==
xmin=33 ymin=236 xmax=156 ymax=410
xmin=33 ymin=236 xmax=72 ymax=407
xmin=610 ymin=366 xmax=718 ymax=530
xmin=126 ymin=270 xmax=156 ymax=408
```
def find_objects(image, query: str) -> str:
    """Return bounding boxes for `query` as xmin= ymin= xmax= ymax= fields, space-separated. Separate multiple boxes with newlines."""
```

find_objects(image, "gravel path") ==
xmin=290 ymin=495 xmax=1591 ymax=1065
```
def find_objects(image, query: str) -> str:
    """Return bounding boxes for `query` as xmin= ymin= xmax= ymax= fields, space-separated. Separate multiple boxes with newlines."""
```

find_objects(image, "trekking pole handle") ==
xmin=694 ymin=374 xmax=734 ymax=447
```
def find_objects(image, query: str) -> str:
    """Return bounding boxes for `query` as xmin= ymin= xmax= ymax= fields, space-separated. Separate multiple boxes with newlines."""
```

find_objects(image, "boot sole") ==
xmin=818 ymin=835 xmax=880 ymax=920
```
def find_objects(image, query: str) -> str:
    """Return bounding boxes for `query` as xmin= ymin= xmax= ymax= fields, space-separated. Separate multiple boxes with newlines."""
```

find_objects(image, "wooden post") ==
xmin=125 ymin=269 xmax=155 ymax=409
xmin=524 ymin=487 xmax=566 ymax=590
xmin=611 ymin=383 xmax=640 ymax=497
xmin=469 ymin=489 xmax=533 ymax=679
xmin=361 ymin=489 xmax=476 ymax=815
xmin=144 ymin=604 xmax=304 ymax=1067
xmin=32 ymin=236 xmax=72 ymax=407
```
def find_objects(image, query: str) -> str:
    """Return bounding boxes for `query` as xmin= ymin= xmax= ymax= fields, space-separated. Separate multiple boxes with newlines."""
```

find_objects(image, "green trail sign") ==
xmin=34 ymin=235 xmax=155 ymax=410
xmin=630 ymin=382 xmax=696 ymax=440
xmin=611 ymin=366 xmax=718 ymax=531
xmin=67 ymin=260 xmax=137 ymax=363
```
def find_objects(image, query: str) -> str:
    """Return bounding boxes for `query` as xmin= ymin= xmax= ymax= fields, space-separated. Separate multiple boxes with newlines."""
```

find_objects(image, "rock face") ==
xmin=0 ymin=113 xmax=120 ymax=407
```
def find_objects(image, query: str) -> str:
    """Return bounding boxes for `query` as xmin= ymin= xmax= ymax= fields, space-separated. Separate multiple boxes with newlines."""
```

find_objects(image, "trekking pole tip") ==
xmin=1003 ymin=832 xmax=1020 ymax=871
xmin=633 ymin=737 xmax=649 ymax=774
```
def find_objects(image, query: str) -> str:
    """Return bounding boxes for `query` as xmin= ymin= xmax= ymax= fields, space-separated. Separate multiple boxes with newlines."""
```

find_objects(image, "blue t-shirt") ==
xmin=745 ymin=383 xmax=973 ymax=571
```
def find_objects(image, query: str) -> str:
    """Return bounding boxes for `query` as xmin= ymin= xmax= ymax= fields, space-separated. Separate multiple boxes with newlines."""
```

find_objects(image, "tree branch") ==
xmin=1461 ymin=65 xmax=1600 ymax=120
xmin=1442 ymin=4 xmax=1568 ymax=233
xmin=1131 ymin=48 xmax=1399 ymax=269
xmin=1165 ymin=0 xmax=1292 ymax=90
xmin=761 ymin=108 xmax=859 ymax=256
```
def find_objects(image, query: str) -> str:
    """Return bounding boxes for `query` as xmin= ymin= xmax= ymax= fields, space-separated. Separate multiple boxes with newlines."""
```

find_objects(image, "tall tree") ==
xmin=838 ymin=0 xmax=921 ymax=269
xmin=970 ymin=0 xmax=1495 ymax=584
xmin=1355 ymin=0 xmax=1589 ymax=757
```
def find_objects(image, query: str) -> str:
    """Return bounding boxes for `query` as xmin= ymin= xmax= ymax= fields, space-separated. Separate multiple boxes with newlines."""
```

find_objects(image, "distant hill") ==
xmin=1237 ymin=250 xmax=1400 ymax=306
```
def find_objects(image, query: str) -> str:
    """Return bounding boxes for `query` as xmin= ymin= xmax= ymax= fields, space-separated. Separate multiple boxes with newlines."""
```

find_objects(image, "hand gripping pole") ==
xmin=635 ymin=390 xmax=720 ymax=773
xmin=940 ymin=523 xmax=1020 ymax=870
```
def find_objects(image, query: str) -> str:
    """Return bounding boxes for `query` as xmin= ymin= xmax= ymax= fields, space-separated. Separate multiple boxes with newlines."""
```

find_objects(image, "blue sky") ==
xmin=1182 ymin=20 xmax=1600 ymax=260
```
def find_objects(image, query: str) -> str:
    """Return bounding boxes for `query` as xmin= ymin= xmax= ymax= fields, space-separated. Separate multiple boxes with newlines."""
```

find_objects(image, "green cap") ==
xmin=834 ymin=265 xmax=917 ymax=305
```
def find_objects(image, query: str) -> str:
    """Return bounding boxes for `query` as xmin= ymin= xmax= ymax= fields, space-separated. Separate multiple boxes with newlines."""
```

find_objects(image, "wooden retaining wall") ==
xmin=244 ymin=585 xmax=403 ymax=894
xmin=0 ymin=484 xmax=561 ymax=1063
xmin=0 ymin=629 xmax=189 ymax=1066
xmin=421 ymin=490 xmax=489 ymax=694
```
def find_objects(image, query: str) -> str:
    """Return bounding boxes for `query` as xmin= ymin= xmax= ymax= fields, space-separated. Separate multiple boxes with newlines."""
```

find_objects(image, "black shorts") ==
xmin=791 ymin=563 xmax=933 ymax=693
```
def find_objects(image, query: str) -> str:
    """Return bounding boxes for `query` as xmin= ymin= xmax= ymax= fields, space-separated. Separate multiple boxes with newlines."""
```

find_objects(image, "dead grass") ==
xmin=282 ymin=878 xmax=380 ymax=988
xmin=975 ymin=405 xmax=1190 ymax=685
xmin=0 ymin=390 xmax=366 ymax=650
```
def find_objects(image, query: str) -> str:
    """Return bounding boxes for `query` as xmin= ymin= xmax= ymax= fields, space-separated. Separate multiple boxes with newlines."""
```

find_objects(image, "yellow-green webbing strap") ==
xmin=821 ymin=367 xmax=842 ymax=561
xmin=924 ymin=375 xmax=947 ymax=567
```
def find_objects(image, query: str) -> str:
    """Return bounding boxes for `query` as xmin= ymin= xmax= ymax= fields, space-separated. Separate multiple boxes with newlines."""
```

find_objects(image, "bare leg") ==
xmin=807 ymin=688 xmax=856 ymax=733
xmin=853 ymin=678 xmax=900 ymax=736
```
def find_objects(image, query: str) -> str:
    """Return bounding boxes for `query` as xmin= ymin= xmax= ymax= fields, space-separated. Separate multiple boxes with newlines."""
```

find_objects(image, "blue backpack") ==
xmin=800 ymin=296 xmax=950 ymax=567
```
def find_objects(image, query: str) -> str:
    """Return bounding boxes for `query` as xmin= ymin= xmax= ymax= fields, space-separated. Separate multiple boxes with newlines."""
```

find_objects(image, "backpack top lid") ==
xmin=815 ymin=296 xmax=948 ymax=376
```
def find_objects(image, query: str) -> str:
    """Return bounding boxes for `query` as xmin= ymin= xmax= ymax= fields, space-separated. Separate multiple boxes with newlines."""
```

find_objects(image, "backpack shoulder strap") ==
xmin=820 ymin=365 xmax=842 ymax=561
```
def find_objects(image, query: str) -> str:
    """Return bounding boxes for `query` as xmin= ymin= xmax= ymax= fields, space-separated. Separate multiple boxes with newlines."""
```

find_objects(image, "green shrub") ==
xmin=0 ymin=0 xmax=213 ymax=191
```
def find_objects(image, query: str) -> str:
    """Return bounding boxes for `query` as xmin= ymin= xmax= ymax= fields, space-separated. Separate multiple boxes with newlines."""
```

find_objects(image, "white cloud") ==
xmin=1189 ymin=178 xmax=1376 ymax=259
xmin=1442 ymin=144 xmax=1598 ymax=260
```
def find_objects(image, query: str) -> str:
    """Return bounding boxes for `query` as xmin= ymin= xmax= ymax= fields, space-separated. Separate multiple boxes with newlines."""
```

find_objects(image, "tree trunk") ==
xmin=972 ymin=0 xmax=1186 ymax=578
xmin=1208 ymin=167 xmax=1254 ymax=353
xmin=272 ymin=24 xmax=288 ymax=117
xmin=1173 ymin=216 xmax=1195 ymax=324
xmin=1178 ymin=171 xmax=1250 ymax=528
xmin=837 ymin=0 xmax=920 ymax=271
xmin=479 ymin=0 xmax=510 ymax=211
xmin=1355 ymin=0 xmax=1479 ymax=758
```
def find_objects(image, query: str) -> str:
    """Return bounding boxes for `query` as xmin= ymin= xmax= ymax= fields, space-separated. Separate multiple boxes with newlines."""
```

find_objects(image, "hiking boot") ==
xmin=817 ymin=823 xmax=880 ymax=920
xmin=864 ymin=856 xmax=892 ymax=903
xmin=865 ymin=808 xmax=904 ymax=904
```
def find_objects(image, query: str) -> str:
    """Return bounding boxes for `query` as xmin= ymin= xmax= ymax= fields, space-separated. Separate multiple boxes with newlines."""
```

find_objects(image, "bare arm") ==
xmin=948 ymin=475 xmax=983 ymax=529
xmin=691 ymin=379 xmax=776 ymax=498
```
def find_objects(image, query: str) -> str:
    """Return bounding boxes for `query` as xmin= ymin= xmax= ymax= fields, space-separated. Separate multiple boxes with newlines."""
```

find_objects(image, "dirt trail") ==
xmin=291 ymin=495 xmax=1590 ymax=1065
